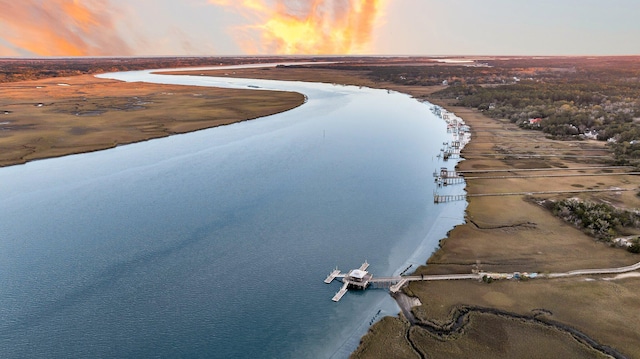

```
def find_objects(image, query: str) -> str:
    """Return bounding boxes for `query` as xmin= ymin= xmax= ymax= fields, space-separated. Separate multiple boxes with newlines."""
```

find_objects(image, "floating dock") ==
xmin=332 ymin=282 xmax=349 ymax=302
xmin=324 ymin=268 xmax=341 ymax=284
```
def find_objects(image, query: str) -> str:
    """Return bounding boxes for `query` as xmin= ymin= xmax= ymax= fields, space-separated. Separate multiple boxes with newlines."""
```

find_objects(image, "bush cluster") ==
xmin=552 ymin=199 xmax=640 ymax=240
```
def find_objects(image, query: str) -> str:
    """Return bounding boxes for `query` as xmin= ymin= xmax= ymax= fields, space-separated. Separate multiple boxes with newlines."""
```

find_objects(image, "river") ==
xmin=0 ymin=65 xmax=465 ymax=358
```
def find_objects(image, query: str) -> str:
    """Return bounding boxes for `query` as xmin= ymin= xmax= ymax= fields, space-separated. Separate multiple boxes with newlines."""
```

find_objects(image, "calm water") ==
xmin=0 ymin=67 xmax=465 ymax=358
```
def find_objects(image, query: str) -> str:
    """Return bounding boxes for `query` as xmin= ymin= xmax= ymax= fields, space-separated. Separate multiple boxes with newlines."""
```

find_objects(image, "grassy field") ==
xmin=407 ymin=311 xmax=608 ymax=359
xmin=0 ymin=74 xmax=304 ymax=166
xmin=394 ymin=98 xmax=640 ymax=358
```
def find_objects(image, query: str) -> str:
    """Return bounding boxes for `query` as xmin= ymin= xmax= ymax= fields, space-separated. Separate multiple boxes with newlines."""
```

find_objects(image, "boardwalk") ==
xmin=464 ymin=172 xmax=640 ymax=180
xmin=432 ymin=167 xmax=639 ymax=191
xmin=434 ymin=188 xmax=634 ymax=203
xmin=546 ymin=260 xmax=640 ymax=278
xmin=457 ymin=166 xmax=632 ymax=174
xmin=462 ymin=153 xmax=612 ymax=159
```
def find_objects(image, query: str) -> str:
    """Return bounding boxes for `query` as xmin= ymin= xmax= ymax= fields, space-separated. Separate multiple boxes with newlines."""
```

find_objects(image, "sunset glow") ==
xmin=209 ymin=0 xmax=387 ymax=54
xmin=0 ymin=1 xmax=637 ymax=57
xmin=0 ymin=0 xmax=130 ymax=56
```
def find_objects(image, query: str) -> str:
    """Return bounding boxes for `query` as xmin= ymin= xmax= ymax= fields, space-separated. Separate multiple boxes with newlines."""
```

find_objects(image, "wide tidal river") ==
xmin=0 ymin=66 xmax=465 ymax=358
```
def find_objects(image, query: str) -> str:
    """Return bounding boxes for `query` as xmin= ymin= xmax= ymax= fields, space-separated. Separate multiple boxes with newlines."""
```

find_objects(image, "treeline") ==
xmin=439 ymin=81 xmax=640 ymax=134
xmin=436 ymin=81 xmax=640 ymax=164
xmin=0 ymin=57 xmax=306 ymax=83
xmin=330 ymin=57 xmax=640 ymax=87
xmin=319 ymin=63 xmax=523 ymax=86
xmin=0 ymin=56 xmax=410 ymax=84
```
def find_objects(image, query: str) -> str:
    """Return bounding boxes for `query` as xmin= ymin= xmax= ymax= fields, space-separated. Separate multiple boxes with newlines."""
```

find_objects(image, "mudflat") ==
xmin=0 ymin=74 xmax=304 ymax=167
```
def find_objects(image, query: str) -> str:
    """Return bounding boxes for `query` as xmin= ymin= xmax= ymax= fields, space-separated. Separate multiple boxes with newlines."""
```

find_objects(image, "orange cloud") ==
xmin=0 ymin=0 xmax=131 ymax=56
xmin=209 ymin=0 xmax=387 ymax=54
xmin=0 ymin=42 xmax=20 ymax=57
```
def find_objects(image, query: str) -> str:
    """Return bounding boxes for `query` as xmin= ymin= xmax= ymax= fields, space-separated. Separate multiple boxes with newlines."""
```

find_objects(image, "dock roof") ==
xmin=348 ymin=269 xmax=367 ymax=279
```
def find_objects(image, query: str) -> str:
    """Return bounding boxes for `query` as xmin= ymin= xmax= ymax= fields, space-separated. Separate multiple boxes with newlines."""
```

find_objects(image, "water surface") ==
xmin=0 ymin=67 xmax=465 ymax=358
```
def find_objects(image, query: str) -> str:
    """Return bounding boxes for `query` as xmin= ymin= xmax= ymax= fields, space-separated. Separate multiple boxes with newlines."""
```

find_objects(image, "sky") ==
xmin=0 ymin=0 xmax=639 ymax=57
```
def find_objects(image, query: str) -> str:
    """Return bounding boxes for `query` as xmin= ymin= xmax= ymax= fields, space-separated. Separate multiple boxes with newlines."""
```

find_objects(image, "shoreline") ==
xmin=386 ymin=102 xmax=635 ymax=359
xmin=0 ymin=73 xmax=305 ymax=168
xmin=352 ymin=95 xmax=640 ymax=357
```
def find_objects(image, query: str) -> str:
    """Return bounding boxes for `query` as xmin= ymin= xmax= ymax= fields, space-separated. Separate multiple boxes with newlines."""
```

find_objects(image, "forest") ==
xmin=0 ymin=57 xmax=296 ymax=83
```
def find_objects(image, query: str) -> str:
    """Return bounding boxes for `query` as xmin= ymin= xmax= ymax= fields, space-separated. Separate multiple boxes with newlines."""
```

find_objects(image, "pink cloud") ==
xmin=0 ymin=0 xmax=132 ymax=56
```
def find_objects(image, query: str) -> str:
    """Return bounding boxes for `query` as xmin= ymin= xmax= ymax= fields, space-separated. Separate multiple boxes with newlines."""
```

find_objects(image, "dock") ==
xmin=332 ymin=282 xmax=349 ymax=302
xmin=324 ymin=261 xmax=372 ymax=302
xmin=433 ymin=193 xmax=467 ymax=203
xmin=325 ymin=261 xmax=481 ymax=301
xmin=324 ymin=268 xmax=341 ymax=284
xmin=434 ymin=187 xmax=634 ymax=203
xmin=359 ymin=260 xmax=369 ymax=271
xmin=326 ymin=259 xmax=640 ymax=302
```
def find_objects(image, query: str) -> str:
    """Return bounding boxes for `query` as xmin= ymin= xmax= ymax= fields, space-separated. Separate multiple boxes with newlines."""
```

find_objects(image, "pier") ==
xmin=433 ymin=168 xmax=460 ymax=178
xmin=324 ymin=261 xmax=481 ymax=301
xmin=436 ymin=177 xmax=465 ymax=186
xmin=433 ymin=192 xmax=467 ymax=203
xmin=434 ymin=187 xmax=634 ymax=203
xmin=325 ymin=261 xmax=372 ymax=302
xmin=325 ymin=260 xmax=640 ymax=302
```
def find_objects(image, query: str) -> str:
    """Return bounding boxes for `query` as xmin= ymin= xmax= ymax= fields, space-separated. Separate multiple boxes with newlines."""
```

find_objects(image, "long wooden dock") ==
xmin=435 ymin=166 xmax=633 ymax=178
xmin=434 ymin=187 xmax=635 ymax=203
xmin=457 ymin=166 xmax=631 ymax=174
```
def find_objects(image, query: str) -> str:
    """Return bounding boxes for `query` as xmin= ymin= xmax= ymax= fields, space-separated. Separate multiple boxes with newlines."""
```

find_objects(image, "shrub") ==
xmin=552 ymin=199 xmax=640 ymax=241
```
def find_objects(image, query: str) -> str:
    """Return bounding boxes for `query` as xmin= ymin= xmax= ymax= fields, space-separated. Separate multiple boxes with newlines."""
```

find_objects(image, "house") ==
xmin=583 ymin=130 xmax=599 ymax=140
xmin=528 ymin=118 xmax=542 ymax=126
